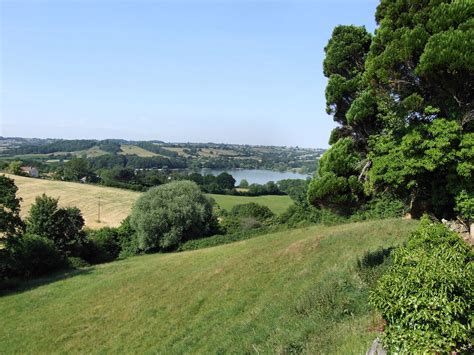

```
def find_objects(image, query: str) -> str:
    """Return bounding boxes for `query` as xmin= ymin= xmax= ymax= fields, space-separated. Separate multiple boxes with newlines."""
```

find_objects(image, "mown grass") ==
xmin=0 ymin=219 xmax=417 ymax=353
xmin=209 ymin=193 xmax=293 ymax=215
xmin=6 ymin=175 xmax=293 ymax=228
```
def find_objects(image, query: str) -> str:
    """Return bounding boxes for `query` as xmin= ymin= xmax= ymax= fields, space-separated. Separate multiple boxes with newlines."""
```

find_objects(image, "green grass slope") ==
xmin=0 ymin=219 xmax=417 ymax=353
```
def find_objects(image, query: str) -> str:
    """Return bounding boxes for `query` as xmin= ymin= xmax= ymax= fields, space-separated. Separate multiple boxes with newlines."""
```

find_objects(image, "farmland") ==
xmin=7 ymin=175 xmax=293 ymax=228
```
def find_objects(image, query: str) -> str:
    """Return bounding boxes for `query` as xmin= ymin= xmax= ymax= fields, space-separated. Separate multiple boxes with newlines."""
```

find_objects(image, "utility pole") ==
xmin=98 ymin=196 xmax=101 ymax=223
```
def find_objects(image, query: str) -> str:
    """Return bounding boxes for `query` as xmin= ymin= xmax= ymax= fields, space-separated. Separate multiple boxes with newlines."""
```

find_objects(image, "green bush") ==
xmin=229 ymin=203 xmax=275 ymax=221
xmin=370 ymin=219 xmax=473 ymax=353
xmin=87 ymin=227 xmax=121 ymax=261
xmin=130 ymin=181 xmax=217 ymax=251
xmin=9 ymin=234 xmax=66 ymax=278
xmin=67 ymin=256 xmax=90 ymax=269
xmin=222 ymin=203 xmax=275 ymax=233
xmin=351 ymin=196 xmax=407 ymax=221
xmin=279 ymin=204 xmax=321 ymax=227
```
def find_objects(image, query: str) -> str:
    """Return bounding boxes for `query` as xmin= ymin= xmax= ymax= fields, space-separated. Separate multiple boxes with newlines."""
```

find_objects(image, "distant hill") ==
xmin=0 ymin=137 xmax=324 ymax=173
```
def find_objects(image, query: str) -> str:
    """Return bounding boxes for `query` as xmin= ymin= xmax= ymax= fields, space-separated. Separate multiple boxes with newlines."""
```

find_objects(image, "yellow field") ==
xmin=7 ymin=174 xmax=140 ymax=229
xmin=119 ymin=144 xmax=157 ymax=157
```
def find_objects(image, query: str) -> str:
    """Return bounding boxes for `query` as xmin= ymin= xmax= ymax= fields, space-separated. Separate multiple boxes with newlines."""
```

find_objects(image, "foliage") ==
xmin=26 ymin=194 xmax=86 ymax=255
xmin=370 ymin=219 xmax=474 ymax=353
xmin=229 ymin=202 xmax=275 ymax=221
xmin=309 ymin=0 xmax=474 ymax=221
xmin=0 ymin=175 xmax=24 ymax=238
xmin=8 ymin=234 xmax=66 ymax=278
xmin=308 ymin=138 xmax=364 ymax=214
xmin=6 ymin=161 xmax=23 ymax=175
xmin=130 ymin=181 xmax=217 ymax=251
xmin=455 ymin=190 xmax=474 ymax=225
xmin=86 ymin=227 xmax=122 ymax=262
xmin=63 ymin=157 xmax=93 ymax=181
xmin=356 ymin=247 xmax=393 ymax=289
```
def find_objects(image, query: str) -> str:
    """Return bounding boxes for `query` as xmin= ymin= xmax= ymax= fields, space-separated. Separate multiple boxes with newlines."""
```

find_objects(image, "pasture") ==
xmin=0 ymin=218 xmax=418 ymax=353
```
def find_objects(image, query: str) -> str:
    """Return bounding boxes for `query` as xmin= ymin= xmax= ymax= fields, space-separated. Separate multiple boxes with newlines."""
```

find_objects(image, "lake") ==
xmin=199 ymin=168 xmax=313 ymax=185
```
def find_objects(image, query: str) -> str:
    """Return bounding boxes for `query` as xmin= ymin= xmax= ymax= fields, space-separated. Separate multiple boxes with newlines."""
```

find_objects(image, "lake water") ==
xmin=199 ymin=168 xmax=313 ymax=185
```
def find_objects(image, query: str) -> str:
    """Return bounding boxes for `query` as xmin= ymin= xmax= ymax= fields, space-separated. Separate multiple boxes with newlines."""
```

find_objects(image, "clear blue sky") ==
xmin=1 ymin=0 xmax=378 ymax=148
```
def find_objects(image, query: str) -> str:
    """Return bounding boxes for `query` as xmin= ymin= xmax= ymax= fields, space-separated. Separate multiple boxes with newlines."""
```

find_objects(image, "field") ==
xmin=0 ymin=218 xmax=417 ymax=353
xmin=119 ymin=144 xmax=158 ymax=157
xmin=6 ymin=175 xmax=293 ymax=228
xmin=209 ymin=193 xmax=292 ymax=215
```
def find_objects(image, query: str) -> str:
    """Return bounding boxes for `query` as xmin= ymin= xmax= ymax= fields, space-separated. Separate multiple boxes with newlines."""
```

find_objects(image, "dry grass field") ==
xmin=119 ymin=144 xmax=158 ymax=157
xmin=7 ymin=174 xmax=140 ymax=229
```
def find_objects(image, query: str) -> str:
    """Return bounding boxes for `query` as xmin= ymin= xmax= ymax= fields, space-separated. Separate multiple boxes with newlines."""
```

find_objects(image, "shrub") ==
xmin=130 ymin=181 xmax=217 ymax=251
xmin=26 ymin=194 xmax=86 ymax=255
xmin=279 ymin=204 xmax=321 ymax=227
xmin=9 ymin=234 xmax=65 ymax=278
xmin=116 ymin=217 xmax=140 ymax=258
xmin=229 ymin=203 xmax=274 ymax=221
xmin=370 ymin=218 xmax=474 ymax=353
xmin=67 ymin=257 xmax=90 ymax=269
xmin=351 ymin=195 xmax=407 ymax=222
xmin=87 ymin=227 xmax=121 ymax=261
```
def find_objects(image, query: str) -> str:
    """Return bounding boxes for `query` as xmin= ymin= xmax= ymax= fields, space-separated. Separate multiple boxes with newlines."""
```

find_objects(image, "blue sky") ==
xmin=1 ymin=0 xmax=378 ymax=148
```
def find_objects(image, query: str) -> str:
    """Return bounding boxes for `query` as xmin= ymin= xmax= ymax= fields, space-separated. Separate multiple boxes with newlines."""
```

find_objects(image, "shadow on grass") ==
xmin=0 ymin=267 xmax=93 ymax=297
xmin=356 ymin=246 xmax=395 ymax=288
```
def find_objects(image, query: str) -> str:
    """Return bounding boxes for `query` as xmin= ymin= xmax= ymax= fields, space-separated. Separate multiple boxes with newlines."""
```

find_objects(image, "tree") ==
xmin=239 ymin=179 xmax=249 ymax=188
xmin=63 ymin=157 xmax=91 ymax=181
xmin=7 ymin=161 xmax=23 ymax=176
xmin=216 ymin=172 xmax=236 ymax=190
xmin=26 ymin=194 xmax=86 ymax=255
xmin=130 ymin=181 xmax=217 ymax=251
xmin=309 ymin=0 xmax=473 ymax=219
xmin=0 ymin=175 xmax=24 ymax=238
xmin=308 ymin=137 xmax=364 ymax=214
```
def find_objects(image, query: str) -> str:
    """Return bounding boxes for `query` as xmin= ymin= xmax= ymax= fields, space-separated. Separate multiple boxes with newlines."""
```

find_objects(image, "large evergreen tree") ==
xmin=309 ymin=0 xmax=474 ymax=220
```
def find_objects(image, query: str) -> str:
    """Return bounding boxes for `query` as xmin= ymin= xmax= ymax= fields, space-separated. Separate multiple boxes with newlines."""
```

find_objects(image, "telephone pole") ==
xmin=98 ymin=196 xmax=101 ymax=223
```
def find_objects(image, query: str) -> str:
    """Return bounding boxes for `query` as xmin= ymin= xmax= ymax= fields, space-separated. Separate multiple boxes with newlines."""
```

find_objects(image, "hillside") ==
xmin=6 ymin=175 xmax=293 ymax=228
xmin=0 ymin=219 xmax=418 ymax=353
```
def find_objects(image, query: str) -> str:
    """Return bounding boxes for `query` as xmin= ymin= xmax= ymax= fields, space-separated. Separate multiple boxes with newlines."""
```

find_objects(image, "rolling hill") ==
xmin=0 ymin=218 xmax=418 ymax=353
xmin=6 ymin=175 xmax=293 ymax=228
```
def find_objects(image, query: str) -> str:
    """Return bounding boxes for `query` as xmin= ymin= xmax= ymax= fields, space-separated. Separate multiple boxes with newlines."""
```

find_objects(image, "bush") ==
xmin=26 ymin=194 xmax=86 ymax=255
xmin=130 ymin=181 xmax=217 ymax=251
xmin=87 ymin=227 xmax=121 ymax=261
xmin=116 ymin=217 xmax=140 ymax=258
xmin=353 ymin=196 xmax=406 ymax=221
xmin=221 ymin=203 xmax=275 ymax=233
xmin=67 ymin=257 xmax=90 ymax=269
xmin=370 ymin=218 xmax=474 ymax=353
xmin=279 ymin=204 xmax=321 ymax=227
xmin=229 ymin=203 xmax=274 ymax=221
xmin=9 ymin=234 xmax=66 ymax=278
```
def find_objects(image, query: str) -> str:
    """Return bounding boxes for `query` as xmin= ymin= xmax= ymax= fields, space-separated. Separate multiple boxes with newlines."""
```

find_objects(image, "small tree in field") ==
xmin=130 ymin=181 xmax=216 ymax=251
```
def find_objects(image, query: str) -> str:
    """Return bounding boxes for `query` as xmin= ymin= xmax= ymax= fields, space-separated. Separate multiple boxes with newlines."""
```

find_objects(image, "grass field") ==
xmin=6 ymin=175 xmax=293 ymax=228
xmin=209 ymin=193 xmax=292 ymax=215
xmin=0 ymin=219 xmax=417 ymax=353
